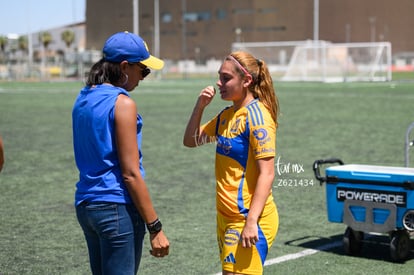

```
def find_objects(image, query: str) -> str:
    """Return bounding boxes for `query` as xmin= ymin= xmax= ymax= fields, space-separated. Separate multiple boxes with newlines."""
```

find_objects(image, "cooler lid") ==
xmin=326 ymin=164 xmax=414 ymax=183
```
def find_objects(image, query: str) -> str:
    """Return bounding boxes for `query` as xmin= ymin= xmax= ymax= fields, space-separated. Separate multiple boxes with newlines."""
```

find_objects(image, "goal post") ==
xmin=232 ymin=40 xmax=392 ymax=82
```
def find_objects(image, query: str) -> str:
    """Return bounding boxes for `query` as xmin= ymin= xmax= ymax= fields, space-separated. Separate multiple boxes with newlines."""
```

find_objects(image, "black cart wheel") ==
xmin=343 ymin=227 xmax=364 ymax=255
xmin=390 ymin=230 xmax=411 ymax=262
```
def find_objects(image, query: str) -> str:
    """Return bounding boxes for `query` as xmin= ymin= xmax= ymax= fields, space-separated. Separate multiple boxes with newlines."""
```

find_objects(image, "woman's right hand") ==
xmin=196 ymin=86 xmax=216 ymax=109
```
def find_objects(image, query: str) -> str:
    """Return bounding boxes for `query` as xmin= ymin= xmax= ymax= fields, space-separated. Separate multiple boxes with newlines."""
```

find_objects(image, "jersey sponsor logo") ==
xmin=255 ymin=147 xmax=275 ymax=155
xmin=253 ymin=128 xmax=272 ymax=147
xmin=253 ymin=128 xmax=267 ymax=140
xmin=337 ymin=187 xmax=406 ymax=207
xmin=224 ymin=229 xmax=240 ymax=246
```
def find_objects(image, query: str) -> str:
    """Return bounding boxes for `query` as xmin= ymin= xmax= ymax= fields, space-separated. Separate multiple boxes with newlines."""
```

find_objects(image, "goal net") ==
xmin=232 ymin=40 xmax=392 ymax=82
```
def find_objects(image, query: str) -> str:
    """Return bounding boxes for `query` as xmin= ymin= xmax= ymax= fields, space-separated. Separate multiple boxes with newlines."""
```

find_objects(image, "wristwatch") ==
xmin=146 ymin=218 xmax=162 ymax=234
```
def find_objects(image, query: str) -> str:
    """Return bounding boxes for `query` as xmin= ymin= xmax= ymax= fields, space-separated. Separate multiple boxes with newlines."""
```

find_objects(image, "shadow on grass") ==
xmin=285 ymin=233 xmax=414 ymax=263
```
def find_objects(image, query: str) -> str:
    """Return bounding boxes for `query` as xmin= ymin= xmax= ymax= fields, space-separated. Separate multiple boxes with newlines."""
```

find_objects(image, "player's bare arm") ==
xmin=115 ymin=94 xmax=170 ymax=257
xmin=241 ymin=157 xmax=275 ymax=248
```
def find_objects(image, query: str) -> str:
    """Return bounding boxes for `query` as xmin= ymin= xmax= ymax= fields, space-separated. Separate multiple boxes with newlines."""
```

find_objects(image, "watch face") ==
xmin=154 ymin=221 xmax=162 ymax=231
xmin=148 ymin=220 xmax=162 ymax=233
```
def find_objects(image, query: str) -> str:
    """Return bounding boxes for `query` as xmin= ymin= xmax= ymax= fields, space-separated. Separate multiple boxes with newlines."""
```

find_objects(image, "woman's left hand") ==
xmin=149 ymin=230 xmax=170 ymax=257
xmin=241 ymin=222 xmax=259 ymax=248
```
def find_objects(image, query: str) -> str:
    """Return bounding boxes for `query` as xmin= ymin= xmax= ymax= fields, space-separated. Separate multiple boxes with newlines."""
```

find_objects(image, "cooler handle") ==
xmin=313 ymin=158 xmax=344 ymax=185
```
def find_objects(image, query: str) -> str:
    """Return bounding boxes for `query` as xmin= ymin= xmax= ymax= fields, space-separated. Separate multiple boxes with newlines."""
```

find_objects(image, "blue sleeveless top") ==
xmin=72 ymin=84 xmax=144 ymax=206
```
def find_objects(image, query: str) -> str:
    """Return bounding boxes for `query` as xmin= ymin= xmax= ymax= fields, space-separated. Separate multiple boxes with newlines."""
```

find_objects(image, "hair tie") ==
xmin=256 ymin=59 xmax=262 ymax=67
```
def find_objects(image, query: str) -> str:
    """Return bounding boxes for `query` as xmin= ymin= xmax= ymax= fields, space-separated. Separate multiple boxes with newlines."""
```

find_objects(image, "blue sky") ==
xmin=0 ymin=0 xmax=85 ymax=35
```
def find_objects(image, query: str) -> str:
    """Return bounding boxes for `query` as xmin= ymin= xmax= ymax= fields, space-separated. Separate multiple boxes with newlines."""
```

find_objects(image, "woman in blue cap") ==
xmin=72 ymin=31 xmax=169 ymax=275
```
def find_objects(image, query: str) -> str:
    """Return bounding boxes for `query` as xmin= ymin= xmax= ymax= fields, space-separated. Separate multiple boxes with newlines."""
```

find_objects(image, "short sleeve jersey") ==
xmin=201 ymin=99 xmax=277 ymax=220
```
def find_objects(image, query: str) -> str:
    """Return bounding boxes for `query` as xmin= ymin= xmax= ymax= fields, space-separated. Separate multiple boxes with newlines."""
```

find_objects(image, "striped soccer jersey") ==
xmin=201 ymin=99 xmax=277 ymax=219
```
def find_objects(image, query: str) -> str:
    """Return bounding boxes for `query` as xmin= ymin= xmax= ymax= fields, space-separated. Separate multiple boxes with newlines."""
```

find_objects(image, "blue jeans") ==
xmin=76 ymin=202 xmax=146 ymax=275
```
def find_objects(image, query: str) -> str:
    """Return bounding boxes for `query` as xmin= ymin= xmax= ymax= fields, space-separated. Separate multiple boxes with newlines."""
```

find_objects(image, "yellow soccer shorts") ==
xmin=217 ymin=209 xmax=279 ymax=275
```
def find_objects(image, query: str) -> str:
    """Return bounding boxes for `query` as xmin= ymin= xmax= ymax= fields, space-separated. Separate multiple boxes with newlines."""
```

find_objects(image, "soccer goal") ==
xmin=232 ymin=40 xmax=392 ymax=82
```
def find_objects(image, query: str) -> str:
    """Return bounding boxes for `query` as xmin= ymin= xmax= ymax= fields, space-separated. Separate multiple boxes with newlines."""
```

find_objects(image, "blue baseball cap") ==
xmin=102 ymin=31 xmax=164 ymax=70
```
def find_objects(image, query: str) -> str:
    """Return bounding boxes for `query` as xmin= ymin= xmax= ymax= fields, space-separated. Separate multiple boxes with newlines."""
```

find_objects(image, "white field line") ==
xmin=212 ymin=240 xmax=342 ymax=275
xmin=264 ymin=240 xmax=342 ymax=266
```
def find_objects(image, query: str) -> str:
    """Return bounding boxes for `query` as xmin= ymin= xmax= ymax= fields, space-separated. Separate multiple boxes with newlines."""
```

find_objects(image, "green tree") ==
xmin=38 ymin=31 xmax=52 ymax=50
xmin=0 ymin=36 xmax=7 ymax=63
xmin=18 ymin=35 xmax=28 ymax=52
xmin=61 ymin=30 xmax=76 ymax=76
xmin=0 ymin=36 xmax=7 ymax=52
xmin=61 ymin=29 xmax=75 ymax=49
xmin=38 ymin=32 xmax=52 ymax=77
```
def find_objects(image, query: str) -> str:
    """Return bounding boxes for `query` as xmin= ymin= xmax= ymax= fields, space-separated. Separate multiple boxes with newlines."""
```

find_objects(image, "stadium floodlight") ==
xmin=314 ymin=0 xmax=319 ymax=41
xmin=154 ymin=0 xmax=160 ymax=58
xmin=133 ymin=0 xmax=139 ymax=35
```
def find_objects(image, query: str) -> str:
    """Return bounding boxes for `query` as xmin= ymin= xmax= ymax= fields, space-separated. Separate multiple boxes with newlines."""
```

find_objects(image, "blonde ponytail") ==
xmin=228 ymin=51 xmax=279 ymax=126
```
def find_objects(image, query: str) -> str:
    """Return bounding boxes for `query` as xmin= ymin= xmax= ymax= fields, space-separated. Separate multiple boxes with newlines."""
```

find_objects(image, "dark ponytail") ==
xmin=86 ymin=58 xmax=123 ymax=86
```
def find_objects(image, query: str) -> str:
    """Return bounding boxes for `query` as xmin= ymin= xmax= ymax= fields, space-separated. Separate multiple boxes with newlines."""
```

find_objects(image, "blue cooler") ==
xmin=325 ymin=164 xmax=414 ymax=233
